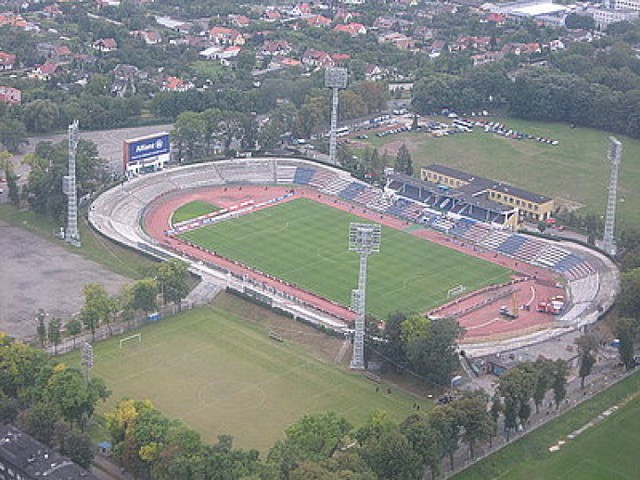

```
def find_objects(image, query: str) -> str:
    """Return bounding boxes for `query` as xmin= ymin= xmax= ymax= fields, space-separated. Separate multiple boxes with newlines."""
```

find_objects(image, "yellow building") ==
xmin=420 ymin=165 xmax=554 ymax=223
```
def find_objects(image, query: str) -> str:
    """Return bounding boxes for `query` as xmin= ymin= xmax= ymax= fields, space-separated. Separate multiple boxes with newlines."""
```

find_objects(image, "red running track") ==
xmin=143 ymin=185 xmax=562 ymax=341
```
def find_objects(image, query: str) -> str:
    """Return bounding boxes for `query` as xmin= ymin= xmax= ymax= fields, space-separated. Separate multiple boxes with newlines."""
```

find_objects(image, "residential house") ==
xmin=333 ymin=22 xmax=367 ymax=36
xmin=334 ymin=10 xmax=354 ymax=23
xmin=259 ymin=39 xmax=292 ymax=56
xmin=428 ymin=40 xmax=447 ymax=58
xmin=130 ymin=30 xmax=162 ymax=45
xmin=0 ymin=51 xmax=16 ymax=70
xmin=41 ymin=3 xmax=63 ymax=17
xmin=364 ymin=63 xmax=385 ymax=81
xmin=199 ymin=45 xmax=242 ymax=66
xmin=471 ymin=51 xmax=504 ymax=66
xmin=305 ymin=15 xmax=332 ymax=27
xmin=451 ymin=36 xmax=493 ymax=52
xmin=261 ymin=9 xmax=281 ymax=22
xmin=301 ymin=48 xmax=335 ymax=69
xmin=92 ymin=38 xmax=118 ymax=52
xmin=32 ymin=62 xmax=59 ymax=80
xmin=331 ymin=53 xmax=351 ymax=65
xmin=0 ymin=86 xmax=21 ymax=105
xmin=485 ymin=13 xmax=506 ymax=24
xmin=155 ymin=16 xmax=193 ymax=34
xmin=111 ymin=64 xmax=147 ymax=96
xmin=378 ymin=32 xmax=415 ymax=49
xmin=270 ymin=57 xmax=302 ymax=69
xmin=0 ymin=425 xmax=99 ymax=480
xmin=208 ymin=27 xmax=245 ymax=46
xmin=290 ymin=3 xmax=313 ymax=16
xmin=161 ymin=76 xmax=194 ymax=92
xmin=228 ymin=14 xmax=250 ymax=28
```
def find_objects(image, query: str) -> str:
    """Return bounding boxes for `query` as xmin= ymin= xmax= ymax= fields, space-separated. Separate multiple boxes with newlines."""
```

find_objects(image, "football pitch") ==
xmin=454 ymin=372 xmax=640 ymax=480
xmin=71 ymin=306 xmax=431 ymax=451
xmin=177 ymin=198 xmax=511 ymax=318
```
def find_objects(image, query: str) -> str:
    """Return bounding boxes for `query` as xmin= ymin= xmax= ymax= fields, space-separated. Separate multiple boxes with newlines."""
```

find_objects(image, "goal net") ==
xmin=447 ymin=285 xmax=467 ymax=299
xmin=119 ymin=333 xmax=142 ymax=349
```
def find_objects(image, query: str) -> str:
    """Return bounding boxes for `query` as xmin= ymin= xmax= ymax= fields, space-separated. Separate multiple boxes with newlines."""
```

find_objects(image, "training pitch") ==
xmin=454 ymin=372 xmax=640 ymax=480
xmin=70 ymin=306 xmax=430 ymax=451
xmin=177 ymin=198 xmax=511 ymax=319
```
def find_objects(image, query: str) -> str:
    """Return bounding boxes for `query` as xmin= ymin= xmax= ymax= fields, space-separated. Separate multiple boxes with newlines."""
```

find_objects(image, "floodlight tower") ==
xmin=63 ymin=120 xmax=81 ymax=247
xmin=325 ymin=67 xmax=348 ymax=166
xmin=349 ymin=223 xmax=381 ymax=370
xmin=603 ymin=136 xmax=622 ymax=256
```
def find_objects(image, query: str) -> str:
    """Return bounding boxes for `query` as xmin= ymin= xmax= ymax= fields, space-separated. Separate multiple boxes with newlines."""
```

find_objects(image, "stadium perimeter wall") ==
xmin=88 ymin=158 xmax=619 ymax=355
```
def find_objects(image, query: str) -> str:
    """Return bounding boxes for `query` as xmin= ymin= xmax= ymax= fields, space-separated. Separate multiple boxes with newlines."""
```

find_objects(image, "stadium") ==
xmin=89 ymin=157 xmax=617 ymax=356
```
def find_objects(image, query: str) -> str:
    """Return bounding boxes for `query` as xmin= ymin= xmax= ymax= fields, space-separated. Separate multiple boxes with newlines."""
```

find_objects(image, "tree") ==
xmin=22 ymin=100 xmax=62 ymax=133
xmin=394 ymin=144 xmax=413 ymax=176
xmin=59 ymin=429 xmax=94 ymax=469
xmin=36 ymin=309 xmax=47 ymax=347
xmin=565 ymin=13 xmax=595 ymax=31
xmin=80 ymin=283 xmax=115 ymax=341
xmin=428 ymin=405 xmax=459 ymax=470
xmin=66 ymin=319 xmax=83 ymax=348
xmin=537 ymin=221 xmax=547 ymax=234
xmin=552 ymin=359 xmax=569 ymax=409
xmin=279 ymin=412 xmax=352 ymax=463
xmin=401 ymin=415 xmax=443 ymax=478
xmin=453 ymin=392 xmax=494 ymax=459
xmin=19 ymin=402 xmax=59 ymax=446
xmin=381 ymin=311 xmax=408 ymax=371
xmin=618 ymin=268 xmax=640 ymax=319
xmin=155 ymin=260 xmax=190 ymax=309
xmin=489 ymin=392 xmax=502 ymax=445
xmin=532 ymin=358 xmax=554 ymax=412
xmin=577 ymin=334 xmax=598 ymax=389
xmin=131 ymin=278 xmax=159 ymax=313
xmin=359 ymin=430 xmax=422 ymax=480
xmin=0 ymin=119 xmax=27 ymax=154
xmin=47 ymin=318 xmax=62 ymax=355
xmin=403 ymin=316 xmax=464 ymax=386
xmin=44 ymin=367 xmax=110 ymax=429
xmin=615 ymin=317 xmax=636 ymax=370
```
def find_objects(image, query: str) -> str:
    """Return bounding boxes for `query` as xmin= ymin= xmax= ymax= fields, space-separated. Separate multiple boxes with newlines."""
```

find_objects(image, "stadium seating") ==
xmin=480 ymin=230 xmax=511 ymax=250
xmin=293 ymin=167 xmax=316 ymax=185
xmin=217 ymin=161 xmax=274 ymax=184
xmin=461 ymin=223 xmax=491 ymax=244
xmin=513 ymin=238 xmax=546 ymax=262
xmin=496 ymin=234 xmax=527 ymax=255
xmin=448 ymin=218 xmax=475 ymax=237
xmin=308 ymin=169 xmax=335 ymax=189
xmin=338 ymin=182 xmax=366 ymax=201
xmin=276 ymin=165 xmax=297 ymax=184
xmin=368 ymin=194 xmax=394 ymax=212
xmin=321 ymin=176 xmax=352 ymax=196
xmin=170 ymin=165 xmax=224 ymax=189
xmin=354 ymin=187 xmax=380 ymax=205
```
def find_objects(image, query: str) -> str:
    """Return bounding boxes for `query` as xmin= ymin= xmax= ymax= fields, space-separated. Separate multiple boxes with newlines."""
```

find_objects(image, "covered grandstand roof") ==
xmin=387 ymin=171 xmax=514 ymax=214
xmin=424 ymin=164 xmax=552 ymax=204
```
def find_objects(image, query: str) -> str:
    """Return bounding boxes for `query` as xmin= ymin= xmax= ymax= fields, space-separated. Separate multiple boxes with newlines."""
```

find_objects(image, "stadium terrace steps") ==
xmin=170 ymin=166 xmax=224 ymax=189
xmin=321 ymin=176 xmax=353 ymax=196
xmin=368 ymin=194 xmax=394 ymax=212
xmin=125 ymin=179 xmax=175 ymax=204
xmin=308 ymin=169 xmax=335 ymax=189
xmin=461 ymin=224 xmax=491 ymax=244
xmin=480 ymin=230 xmax=511 ymax=250
xmin=496 ymin=234 xmax=527 ymax=255
xmin=338 ymin=182 xmax=366 ymax=201
xmin=216 ymin=161 xmax=273 ymax=183
xmin=276 ymin=165 xmax=297 ymax=184
xmin=430 ymin=216 xmax=455 ymax=232
xmin=354 ymin=187 xmax=380 ymax=205
xmin=513 ymin=238 xmax=546 ymax=262
xmin=293 ymin=167 xmax=316 ymax=185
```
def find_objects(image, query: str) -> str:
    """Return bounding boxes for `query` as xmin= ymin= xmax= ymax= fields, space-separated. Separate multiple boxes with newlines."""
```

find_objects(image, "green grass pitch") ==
xmin=177 ymin=198 xmax=511 ymax=319
xmin=67 ymin=307 xmax=431 ymax=451
xmin=453 ymin=372 xmax=640 ymax=480
xmin=361 ymin=117 xmax=640 ymax=229
xmin=172 ymin=200 xmax=220 ymax=224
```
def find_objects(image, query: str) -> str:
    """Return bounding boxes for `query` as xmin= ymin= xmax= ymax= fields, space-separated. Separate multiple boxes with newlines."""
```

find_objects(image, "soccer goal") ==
xmin=119 ymin=333 xmax=142 ymax=349
xmin=447 ymin=284 xmax=467 ymax=299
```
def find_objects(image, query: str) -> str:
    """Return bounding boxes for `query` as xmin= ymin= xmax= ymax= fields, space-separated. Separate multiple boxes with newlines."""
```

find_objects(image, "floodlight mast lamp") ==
xmin=349 ymin=223 xmax=381 ymax=370
xmin=325 ymin=68 xmax=348 ymax=166
xmin=603 ymin=136 xmax=622 ymax=256
xmin=64 ymin=120 xmax=81 ymax=246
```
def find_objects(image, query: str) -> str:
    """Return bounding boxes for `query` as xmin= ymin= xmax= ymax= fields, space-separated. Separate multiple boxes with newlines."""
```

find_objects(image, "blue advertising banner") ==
xmin=127 ymin=134 xmax=170 ymax=163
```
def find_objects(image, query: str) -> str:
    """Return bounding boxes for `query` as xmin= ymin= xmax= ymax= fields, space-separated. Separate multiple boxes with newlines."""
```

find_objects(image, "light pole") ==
xmin=349 ymin=223 xmax=381 ymax=370
xmin=325 ymin=67 xmax=348 ymax=166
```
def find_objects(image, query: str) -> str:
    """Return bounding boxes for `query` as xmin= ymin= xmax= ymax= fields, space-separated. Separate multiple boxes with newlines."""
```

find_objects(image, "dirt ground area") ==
xmin=0 ymin=221 xmax=128 ymax=340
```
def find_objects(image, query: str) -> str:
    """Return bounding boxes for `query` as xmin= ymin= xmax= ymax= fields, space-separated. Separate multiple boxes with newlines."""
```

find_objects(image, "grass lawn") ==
xmin=63 ymin=306 xmax=431 ymax=452
xmin=360 ymin=117 xmax=640 ymax=229
xmin=177 ymin=198 xmax=511 ymax=318
xmin=172 ymin=200 xmax=220 ymax=224
xmin=453 ymin=371 xmax=640 ymax=480
xmin=0 ymin=205 xmax=157 ymax=279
